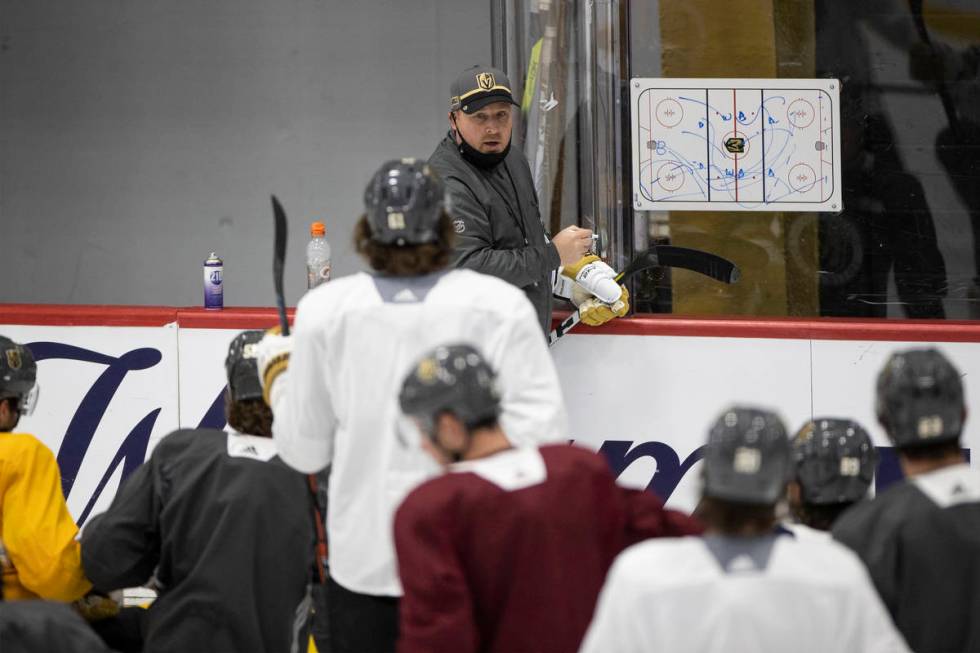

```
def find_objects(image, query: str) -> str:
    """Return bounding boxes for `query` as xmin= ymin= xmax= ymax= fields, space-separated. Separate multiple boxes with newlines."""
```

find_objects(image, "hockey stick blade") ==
xmin=655 ymin=245 xmax=740 ymax=284
xmin=271 ymin=195 xmax=290 ymax=336
xmin=548 ymin=245 xmax=739 ymax=347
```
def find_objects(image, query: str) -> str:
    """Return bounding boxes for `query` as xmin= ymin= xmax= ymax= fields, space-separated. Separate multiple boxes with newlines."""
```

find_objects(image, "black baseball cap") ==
xmin=450 ymin=65 xmax=519 ymax=114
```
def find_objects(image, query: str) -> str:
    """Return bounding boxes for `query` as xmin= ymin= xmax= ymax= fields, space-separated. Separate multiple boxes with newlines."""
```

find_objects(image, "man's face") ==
xmin=450 ymin=101 xmax=514 ymax=153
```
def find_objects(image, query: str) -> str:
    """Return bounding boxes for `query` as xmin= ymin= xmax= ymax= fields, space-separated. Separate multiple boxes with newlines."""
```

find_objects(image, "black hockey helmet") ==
xmin=704 ymin=406 xmax=790 ymax=505
xmin=225 ymin=330 xmax=265 ymax=402
xmin=876 ymin=348 xmax=964 ymax=447
xmin=0 ymin=335 xmax=38 ymax=416
xmin=399 ymin=343 xmax=500 ymax=437
xmin=363 ymin=158 xmax=446 ymax=246
xmin=792 ymin=417 xmax=876 ymax=505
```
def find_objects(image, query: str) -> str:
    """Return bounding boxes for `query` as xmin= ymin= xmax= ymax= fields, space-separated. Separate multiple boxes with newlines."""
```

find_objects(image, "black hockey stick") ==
xmin=271 ymin=195 xmax=290 ymax=336
xmin=548 ymin=245 xmax=739 ymax=347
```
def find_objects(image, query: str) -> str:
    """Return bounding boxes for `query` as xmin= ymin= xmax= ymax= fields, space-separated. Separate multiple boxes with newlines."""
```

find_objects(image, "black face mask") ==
xmin=450 ymin=117 xmax=510 ymax=169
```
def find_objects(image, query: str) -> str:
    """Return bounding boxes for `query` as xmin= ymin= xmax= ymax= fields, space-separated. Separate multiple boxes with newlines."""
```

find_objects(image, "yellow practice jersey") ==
xmin=0 ymin=432 xmax=91 ymax=601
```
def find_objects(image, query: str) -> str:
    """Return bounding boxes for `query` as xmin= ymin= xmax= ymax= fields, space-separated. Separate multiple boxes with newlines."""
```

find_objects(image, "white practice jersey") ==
xmin=580 ymin=533 xmax=910 ymax=653
xmin=270 ymin=269 xmax=567 ymax=596
xmin=781 ymin=521 xmax=831 ymax=543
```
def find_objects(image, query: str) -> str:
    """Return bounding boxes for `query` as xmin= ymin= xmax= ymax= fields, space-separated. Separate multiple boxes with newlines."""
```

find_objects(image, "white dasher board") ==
xmin=630 ymin=78 xmax=842 ymax=212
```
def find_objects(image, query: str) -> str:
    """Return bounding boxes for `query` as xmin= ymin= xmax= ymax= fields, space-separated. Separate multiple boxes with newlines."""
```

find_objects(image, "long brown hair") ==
xmin=695 ymin=496 xmax=777 ymax=536
xmin=353 ymin=211 xmax=455 ymax=276
xmin=225 ymin=393 xmax=273 ymax=438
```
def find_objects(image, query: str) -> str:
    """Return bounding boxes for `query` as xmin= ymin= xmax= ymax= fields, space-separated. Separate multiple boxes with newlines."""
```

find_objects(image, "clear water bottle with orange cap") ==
xmin=306 ymin=221 xmax=331 ymax=289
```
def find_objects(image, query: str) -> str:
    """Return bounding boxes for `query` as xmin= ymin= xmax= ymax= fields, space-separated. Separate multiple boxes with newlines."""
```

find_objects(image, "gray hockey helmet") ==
xmin=363 ymin=158 xmax=446 ymax=246
xmin=0 ymin=335 xmax=38 ymax=415
xmin=792 ymin=417 xmax=876 ymax=505
xmin=224 ymin=330 xmax=265 ymax=402
xmin=704 ymin=406 xmax=790 ymax=505
xmin=876 ymin=348 xmax=964 ymax=447
xmin=399 ymin=343 xmax=500 ymax=436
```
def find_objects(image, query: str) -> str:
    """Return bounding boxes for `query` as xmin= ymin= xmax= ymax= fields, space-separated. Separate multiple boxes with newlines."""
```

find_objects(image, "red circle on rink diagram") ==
xmin=657 ymin=163 xmax=685 ymax=191
xmin=787 ymin=98 xmax=815 ymax=129
xmin=788 ymin=163 xmax=817 ymax=192
xmin=656 ymin=98 xmax=684 ymax=128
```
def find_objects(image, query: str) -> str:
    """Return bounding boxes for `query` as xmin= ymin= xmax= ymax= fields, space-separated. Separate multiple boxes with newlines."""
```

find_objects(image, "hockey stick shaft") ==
xmin=547 ymin=245 xmax=739 ymax=347
xmin=271 ymin=195 xmax=290 ymax=336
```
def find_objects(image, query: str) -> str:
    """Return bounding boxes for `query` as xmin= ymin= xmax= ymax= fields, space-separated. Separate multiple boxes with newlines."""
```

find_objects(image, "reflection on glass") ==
xmin=494 ymin=0 xmax=980 ymax=320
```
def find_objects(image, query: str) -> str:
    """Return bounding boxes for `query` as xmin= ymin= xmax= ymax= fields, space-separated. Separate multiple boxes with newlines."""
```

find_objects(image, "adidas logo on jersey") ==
xmin=393 ymin=288 xmax=419 ymax=302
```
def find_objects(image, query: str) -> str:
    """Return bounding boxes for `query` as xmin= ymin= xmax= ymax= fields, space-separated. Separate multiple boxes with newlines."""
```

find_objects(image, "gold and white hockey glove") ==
xmin=256 ymin=328 xmax=293 ymax=407
xmin=562 ymin=255 xmax=622 ymax=304
xmin=564 ymin=255 xmax=630 ymax=326
xmin=573 ymin=285 xmax=630 ymax=326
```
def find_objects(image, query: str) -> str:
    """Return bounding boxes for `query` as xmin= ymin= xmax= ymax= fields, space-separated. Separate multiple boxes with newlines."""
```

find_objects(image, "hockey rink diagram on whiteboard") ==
xmin=630 ymin=78 xmax=842 ymax=212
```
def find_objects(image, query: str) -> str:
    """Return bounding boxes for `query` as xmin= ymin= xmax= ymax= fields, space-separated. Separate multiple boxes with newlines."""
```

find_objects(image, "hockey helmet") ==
xmin=876 ymin=348 xmax=964 ymax=447
xmin=0 ymin=335 xmax=39 ymax=416
xmin=704 ymin=406 xmax=790 ymax=505
xmin=399 ymin=343 xmax=500 ymax=437
xmin=792 ymin=417 xmax=876 ymax=505
xmin=225 ymin=330 xmax=265 ymax=402
xmin=363 ymin=158 xmax=446 ymax=246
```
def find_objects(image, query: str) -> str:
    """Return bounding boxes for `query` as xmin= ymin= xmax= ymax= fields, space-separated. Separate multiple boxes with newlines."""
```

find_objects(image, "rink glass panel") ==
xmin=492 ymin=0 xmax=980 ymax=320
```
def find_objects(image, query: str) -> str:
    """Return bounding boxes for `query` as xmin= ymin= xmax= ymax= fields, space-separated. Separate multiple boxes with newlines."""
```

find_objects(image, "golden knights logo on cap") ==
xmin=5 ymin=348 xmax=21 ymax=371
xmin=477 ymin=72 xmax=495 ymax=90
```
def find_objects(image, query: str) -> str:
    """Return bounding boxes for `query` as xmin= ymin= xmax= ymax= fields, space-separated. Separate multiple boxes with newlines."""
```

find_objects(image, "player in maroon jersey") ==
xmin=392 ymin=343 xmax=701 ymax=653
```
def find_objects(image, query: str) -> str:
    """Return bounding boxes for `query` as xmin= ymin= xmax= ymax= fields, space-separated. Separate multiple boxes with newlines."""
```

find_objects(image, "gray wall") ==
xmin=0 ymin=0 xmax=489 ymax=307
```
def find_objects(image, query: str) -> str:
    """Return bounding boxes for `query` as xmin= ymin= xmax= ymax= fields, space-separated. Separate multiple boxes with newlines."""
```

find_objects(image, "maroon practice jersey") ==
xmin=393 ymin=444 xmax=702 ymax=653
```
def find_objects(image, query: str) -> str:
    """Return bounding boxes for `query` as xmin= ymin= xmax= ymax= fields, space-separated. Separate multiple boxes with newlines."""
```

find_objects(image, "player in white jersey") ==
xmin=785 ymin=417 xmax=877 ymax=540
xmin=257 ymin=159 xmax=567 ymax=653
xmin=580 ymin=406 xmax=910 ymax=653
xmin=833 ymin=349 xmax=980 ymax=652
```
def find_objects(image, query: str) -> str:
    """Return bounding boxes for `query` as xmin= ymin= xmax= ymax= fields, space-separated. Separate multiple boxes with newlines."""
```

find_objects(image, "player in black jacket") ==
xmin=81 ymin=330 xmax=317 ymax=653
xmin=833 ymin=348 xmax=980 ymax=653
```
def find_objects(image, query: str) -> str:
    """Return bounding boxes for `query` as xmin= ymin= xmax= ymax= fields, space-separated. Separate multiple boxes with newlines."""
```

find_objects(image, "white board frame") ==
xmin=629 ymin=77 xmax=842 ymax=213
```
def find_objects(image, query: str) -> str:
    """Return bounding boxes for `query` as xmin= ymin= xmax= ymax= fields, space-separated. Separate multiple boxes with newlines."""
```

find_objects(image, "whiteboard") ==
xmin=629 ymin=78 xmax=842 ymax=212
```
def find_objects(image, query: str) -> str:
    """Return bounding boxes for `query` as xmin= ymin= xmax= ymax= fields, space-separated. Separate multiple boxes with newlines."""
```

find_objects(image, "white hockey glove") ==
xmin=255 ymin=329 xmax=294 ymax=407
xmin=561 ymin=255 xmax=622 ymax=304
xmin=573 ymin=285 xmax=630 ymax=326
xmin=563 ymin=255 xmax=629 ymax=326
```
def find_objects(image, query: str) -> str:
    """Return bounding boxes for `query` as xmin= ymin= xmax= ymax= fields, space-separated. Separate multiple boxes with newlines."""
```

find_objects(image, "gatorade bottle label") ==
xmin=307 ymin=263 xmax=331 ymax=288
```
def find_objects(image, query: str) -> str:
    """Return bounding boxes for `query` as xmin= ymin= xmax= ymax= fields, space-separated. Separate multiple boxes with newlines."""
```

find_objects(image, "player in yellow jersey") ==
xmin=0 ymin=334 xmax=90 ymax=602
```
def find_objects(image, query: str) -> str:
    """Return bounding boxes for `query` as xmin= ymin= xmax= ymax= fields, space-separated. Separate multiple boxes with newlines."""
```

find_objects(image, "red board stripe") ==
xmin=2 ymin=304 xmax=980 ymax=343
xmin=552 ymin=313 xmax=980 ymax=343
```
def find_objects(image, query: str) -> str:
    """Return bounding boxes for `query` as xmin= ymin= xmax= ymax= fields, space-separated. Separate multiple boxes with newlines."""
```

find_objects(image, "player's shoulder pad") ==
xmin=612 ymin=536 xmax=701 ymax=589
xmin=0 ymin=432 xmax=57 ymax=462
xmin=152 ymin=427 xmax=225 ymax=460
xmin=539 ymin=442 xmax=613 ymax=476
xmin=832 ymin=481 xmax=922 ymax=548
xmin=295 ymin=272 xmax=375 ymax=320
xmin=787 ymin=530 xmax=870 ymax=573
xmin=444 ymin=268 xmax=537 ymax=312
xmin=395 ymin=473 xmax=468 ymax=526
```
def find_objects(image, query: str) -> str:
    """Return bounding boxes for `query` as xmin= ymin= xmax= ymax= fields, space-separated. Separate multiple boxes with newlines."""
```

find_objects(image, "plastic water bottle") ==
xmin=306 ymin=222 xmax=331 ymax=289
xmin=203 ymin=252 xmax=223 ymax=309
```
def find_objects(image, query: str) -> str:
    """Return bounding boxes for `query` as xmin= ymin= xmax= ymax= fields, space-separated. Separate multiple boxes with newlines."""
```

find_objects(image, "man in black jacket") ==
xmin=81 ymin=330 xmax=316 ymax=653
xmin=429 ymin=65 xmax=628 ymax=334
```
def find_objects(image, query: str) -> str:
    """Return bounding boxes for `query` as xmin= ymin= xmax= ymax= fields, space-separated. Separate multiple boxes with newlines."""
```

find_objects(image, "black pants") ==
xmin=326 ymin=576 xmax=399 ymax=653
